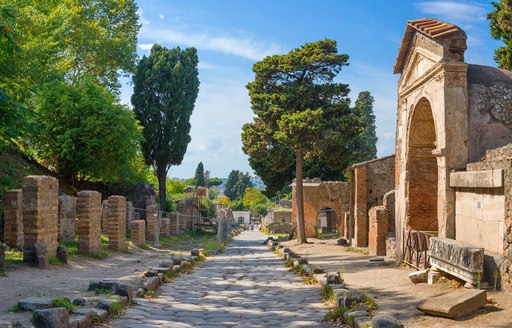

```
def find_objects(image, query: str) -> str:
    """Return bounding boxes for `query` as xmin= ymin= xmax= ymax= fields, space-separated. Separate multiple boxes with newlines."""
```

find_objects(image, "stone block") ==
xmin=417 ymin=289 xmax=487 ymax=319
xmin=429 ymin=237 xmax=483 ymax=285
xmin=450 ymin=169 xmax=503 ymax=188
xmin=34 ymin=242 xmax=49 ymax=269
xmin=68 ymin=314 xmax=92 ymax=328
xmin=33 ymin=307 xmax=69 ymax=328
xmin=341 ymin=289 xmax=366 ymax=308
xmin=18 ymin=297 xmax=54 ymax=311
xmin=368 ymin=206 xmax=388 ymax=256
xmin=58 ymin=194 xmax=77 ymax=243
xmin=143 ymin=276 xmax=161 ymax=291
xmin=409 ymin=269 xmax=429 ymax=284
xmin=72 ymin=308 xmax=108 ymax=321
xmin=146 ymin=204 xmax=159 ymax=242
xmin=56 ymin=246 xmax=68 ymax=264
xmin=160 ymin=218 xmax=171 ymax=237
xmin=337 ymin=238 xmax=348 ymax=245
xmin=326 ymin=271 xmax=343 ymax=285
xmin=97 ymin=298 xmax=116 ymax=314
xmin=293 ymin=258 xmax=308 ymax=266
xmin=191 ymin=248 xmax=204 ymax=257
xmin=372 ymin=314 xmax=404 ymax=328
xmin=343 ymin=310 xmax=369 ymax=322
xmin=112 ymin=283 xmax=133 ymax=304
xmin=130 ymin=220 xmax=145 ymax=245
xmin=88 ymin=280 xmax=119 ymax=291
xmin=354 ymin=316 xmax=373 ymax=328
xmin=107 ymin=196 xmax=126 ymax=251
xmin=333 ymin=288 xmax=348 ymax=308
xmin=3 ymin=189 xmax=23 ymax=247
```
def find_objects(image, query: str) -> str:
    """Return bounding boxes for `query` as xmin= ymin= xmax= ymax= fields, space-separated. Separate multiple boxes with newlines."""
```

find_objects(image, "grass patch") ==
xmin=94 ymin=288 xmax=112 ymax=295
xmin=0 ymin=271 xmax=7 ymax=277
xmin=51 ymin=296 xmax=75 ymax=311
xmin=108 ymin=296 xmax=124 ymax=315
xmin=48 ymin=256 xmax=62 ymax=265
xmin=137 ymin=243 xmax=152 ymax=250
xmin=162 ymin=270 xmax=178 ymax=283
xmin=344 ymin=246 xmax=369 ymax=255
xmin=7 ymin=303 xmax=21 ymax=313
xmin=363 ymin=292 xmax=378 ymax=311
xmin=159 ymin=231 xmax=220 ymax=253
xmin=144 ymin=290 xmax=155 ymax=299
xmin=324 ymin=306 xmax=347 ymax=321
xmin=4 ymin=249 xmax=23 ymax=265
xmin=285 ymin=258 xmax=294 ymax=268
xmin=320 ymin=284 xmax=334 ymax=302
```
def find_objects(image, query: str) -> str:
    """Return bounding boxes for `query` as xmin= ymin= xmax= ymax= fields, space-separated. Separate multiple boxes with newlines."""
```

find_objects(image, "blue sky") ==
xmin=121 ymin=0 xmax=501 ymax=179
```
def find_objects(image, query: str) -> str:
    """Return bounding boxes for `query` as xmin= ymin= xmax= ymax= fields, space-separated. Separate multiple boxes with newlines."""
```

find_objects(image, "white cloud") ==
xmin=137 ymin=9 xmax=151 ymax=26
xmin=140 ymin=27 xmax=282 ymax=61
xmin=414 ymin=1 xmax=486 ymax=23
xmin=138 ymin=43 xmax=154 ymax=51
xmin=158 ymin=14 xmax=164 ymax=20
xmin=198 ymin=61 xmax=219 ymax=70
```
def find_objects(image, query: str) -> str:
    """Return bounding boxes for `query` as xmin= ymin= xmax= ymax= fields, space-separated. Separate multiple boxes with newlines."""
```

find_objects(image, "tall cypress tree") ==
xmin=132 ymin=44 xmax=199 ymax=211
xmin=194 ymin=162 xmax=205 ymax=187
xmin=352 ymin=91 xmax=378 ymax=162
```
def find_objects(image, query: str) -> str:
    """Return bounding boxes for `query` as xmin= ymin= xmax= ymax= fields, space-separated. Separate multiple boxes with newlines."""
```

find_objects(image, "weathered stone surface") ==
xmin=354 ymin=316 xmax=373 ymax=328
xmin=33 ymin=307 xmax=69 ymax=328
xmin=143 ymin=276 xmax=161 ymax=291
xmin=409 ymin=269 xmax=429 ymax=283
xmin=333 ymin=288 xmax=348 ymax=308
xmin=342 ymin=289 xmax=366 ymax=308
xmin=18 ymin=297 xmax=53 ymax=311
xmin=372 ymin=314 xmax=404 ymax=328
xmin=144 ymin=269 xmax=158 ymax=277
xmin=311 ymin=265 xmax=324 ymax=274
xmin=97 ymin=298 xmax=116 ymax=314
xmin=343 ymin=310 xmax=369 ymax=322
xmin=337 ymin=238 xmax=348 ymax=245
xmin=191 ymin=248 xmax=203 ymax=256
xmin=293 ymin=258 xmax=308 ymax=266
xmin=417 ymin=288 xmax=487 ymax=319
xmin=450 ymin=169 xmax=503 ymax=188
xmin=58 ymin=194 xmax=77 ymax=243
xmin=112 ymin=283 xmax=133 ymax=304
xmin=57 ymin=246 xmax=68 ymax=264
xmin=130 ymin=220 xmax=145 ymax=245
xmin=326 ymin=271 xmax=343 ymax=285
xmin=73 ymin=307 xmax=108 ymax=321
xmin=77 ymin=191 xmax=101 ymax=255
xmin=88 ymin=280 xmax=119 ymax=291
xmin=34 ymin=242 xmax=49 ymax=269
xmin=3 ymin=189 xmax=23 ymax=248
xmin=72 ymin=297 xmax=86 ymax=306
xmin=68 ymin=314 xmax=92 ymax=328
xmin=302 ymin=264 xmax=313 ymax=277
xmin=313 ymin=273 xmax=327 ymax=287
xmin=136 ymin=288 xmax=145 ymax=297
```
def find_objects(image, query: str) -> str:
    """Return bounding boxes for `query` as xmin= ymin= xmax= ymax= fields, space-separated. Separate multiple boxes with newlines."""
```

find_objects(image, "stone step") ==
xmin=417 ymin=288 xmax=487 ymax=319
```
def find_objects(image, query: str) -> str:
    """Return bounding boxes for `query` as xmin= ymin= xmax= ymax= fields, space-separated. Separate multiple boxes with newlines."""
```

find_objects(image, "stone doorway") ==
xmin=317 ymin=207 xmax=336 ymax=234
xmin=406 ymin=98 xmax=438 ymax=232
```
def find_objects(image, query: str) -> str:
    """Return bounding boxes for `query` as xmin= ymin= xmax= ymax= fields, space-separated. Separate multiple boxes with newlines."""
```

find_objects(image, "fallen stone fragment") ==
xmin=417 ymin=288 xmax=487 ymax=319
xmin=18 ymin=296 xmax=54 ymax=311
xmin=97 ymin=298 xmax=118 ymax=314
xmin=68 ymin=313 xmax=92 ymax=328
xmin=136 ymin=288 xmax=145 ymax=297
xmin=311 ymin=265 xmax=324 ymax=274
xmin=354 ymin=316 xmax=373 ymax=328
xmin=326 ymin=271 xmax=343 ymax=285
xmin=313 ymin=273 xmax=327 ymax=287
xmin=34 ymin=242 xmax=49 ymax=269
xmin=56 ymin=246 xmax=68 ymax=264
xmin=143 ymin=276 xmax=161 ymax=291
xmin=409 ymin=269 xmax=429 ymax=284
xmin=144 ymin=269 xmax=159 ymax=277
xmin=191 ymin=248 xmax=203 ymax=256
xmin=372 ymin=314 xmax=404 ymax=328
xmin=88 ymin=280 xmax=119 ymax=291
xmin=337 ymin=238 xmax=348 ymax=245
xmin=73 ymin=307 xmax=108 ymax=321
xmin=33 ymin=307 xmax=69 ymax=328
xmin=173 ymin=265 xmax=181 ymax=272
xmin=302 ymin=264 xmax=313 ymax=277
xmin=293 ymin=258 xmax=308 ymax=266
xmin=343 ymin=310 xmax=369 ymax=322
xmin=342 ymin=289 xmax=366 ymax=308
xmin=333 ymin=288 xmax=348 ymax=308
xmin=72 ymin=297 xmax=86 ymax=306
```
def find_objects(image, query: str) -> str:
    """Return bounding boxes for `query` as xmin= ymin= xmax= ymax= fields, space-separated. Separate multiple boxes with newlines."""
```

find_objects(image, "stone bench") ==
xmin=428 ymin=237 xmax=483 ymax=287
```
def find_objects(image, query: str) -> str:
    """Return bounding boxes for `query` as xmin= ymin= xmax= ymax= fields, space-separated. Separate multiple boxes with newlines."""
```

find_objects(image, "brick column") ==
xmin=77 ymin=191 xmax=101 ymax=255
xmin=368 ymin=206 xmax=388 ymax=256
xmin=108 ymin=196 xmax=126 ymax=251
xmin=3 ymin=189 xmax=23 ymax=248
xmin=58 ymin=195 xmax=77 ymax=243
xmin=353 ymin=166 xmax=368 ymax=247
xmin=160 ymin=218 xmax=170 ymax=237
xmin=22 ymin=176 xmax=59 ymax=263
xmin=130 ymin=220 xmax=145 ymax=245
xmin=146 ymin=204 xmax=158 ymax=241
xmin=101 ymin=199 xmax=109 ymax=234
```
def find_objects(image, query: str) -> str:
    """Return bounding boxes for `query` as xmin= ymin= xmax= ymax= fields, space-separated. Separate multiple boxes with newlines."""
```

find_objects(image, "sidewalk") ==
xmin=280 ymin=238 xmax=512 ymax=328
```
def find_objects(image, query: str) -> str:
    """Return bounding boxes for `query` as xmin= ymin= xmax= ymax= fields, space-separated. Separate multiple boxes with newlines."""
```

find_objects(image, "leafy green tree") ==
xmin=132 ymin=44 xmax=199 ymax=211
xmin=242 ymin=187 xmax=268 ymax=208
xmin=208 ymin=177 xmax=223 ymax=187
xmin=224 ymin=170 xmax=253 ymax=201
xmin=349 ymin=91 xmax=377 ymax=164
xmin=489 ymin=0 xmax=512 ymax=69
xmin=30 ymin=76 xmax=142 ymax=184
xmin=194 ymin=162 xmax=205 ymax=187
xmin=12 ymin=0 xmax=140 ymax=91
xmin=242 ymin=39 xmax=355 ymax=243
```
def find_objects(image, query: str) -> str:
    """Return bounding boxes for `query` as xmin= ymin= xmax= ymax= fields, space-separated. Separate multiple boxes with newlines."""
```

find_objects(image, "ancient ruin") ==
xmin=107 ymin=196 xmax=127 ymax=251
xmin=77 ymin=191 xmax=102 ymax=255
xmin=58 ymin=194 xmax=77 ymax=243
xmin=3 ymin=189 xmax=23 ymax=248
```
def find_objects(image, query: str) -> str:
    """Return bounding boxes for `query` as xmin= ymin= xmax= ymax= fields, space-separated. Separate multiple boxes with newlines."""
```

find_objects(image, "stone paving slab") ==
xmin=110 ymin=231 xmax=327 ymax=327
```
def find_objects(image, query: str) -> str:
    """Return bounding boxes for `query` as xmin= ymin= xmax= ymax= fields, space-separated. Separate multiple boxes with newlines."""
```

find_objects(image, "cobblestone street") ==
xmin=110 ymin=231 xmax=327 ymax=327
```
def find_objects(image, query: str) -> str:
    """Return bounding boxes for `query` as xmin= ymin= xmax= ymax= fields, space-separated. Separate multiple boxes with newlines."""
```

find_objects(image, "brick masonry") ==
xmin=130 ymin=220 xmax=145 ymax=245
xmin=77 ymin=191 xmax=102 ymax=255
xmin=58 ymin=194 xmax=77 ymax=243
xmin=146 ymin=204 xmax=158 ymax=241
xmin=101 ymin=199 xmax=109 ymax=234
xmin=107 ymin=196 xmax=126 ymax=251
xmin=160 ymin=218 xmax=170 ymax=237
xmin=22 ymin=176 xmax=59 ymax=263
xmin=368 ymin=206 xmax=388 ymax=256
xmin=3 ymin=189 xmax=23 ymax=248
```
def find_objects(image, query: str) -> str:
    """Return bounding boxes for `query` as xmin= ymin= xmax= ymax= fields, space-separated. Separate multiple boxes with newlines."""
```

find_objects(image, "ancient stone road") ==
xmin=111 ymin=231 xmax=327 ymax=327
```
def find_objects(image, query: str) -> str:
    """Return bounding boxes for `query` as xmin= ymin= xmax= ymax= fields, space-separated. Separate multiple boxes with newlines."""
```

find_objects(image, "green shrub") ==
xmin=324 ymin=306 xmax=347 ymax=321
xmin=51 ymin=296 xmax=75 ymax=311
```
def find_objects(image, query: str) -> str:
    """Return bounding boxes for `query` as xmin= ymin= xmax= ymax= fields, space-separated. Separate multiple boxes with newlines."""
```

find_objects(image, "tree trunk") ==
xmin=157 ymin=166 xmax=167 ymax=212
xmin=295 ymin=149 xmax=308 ymax=244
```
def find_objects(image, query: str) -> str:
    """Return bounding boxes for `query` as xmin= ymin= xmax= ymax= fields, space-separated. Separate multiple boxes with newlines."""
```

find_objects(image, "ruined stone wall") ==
xmin=3 ymin=189 xmax=23 ymax=248
xmin=22 ymin=176 xmax=59 ymax=262
xmin=291 ymin=179 xmax=350 ymax=238
xmin=130 ymin=220 xmax=145 ymax=245
xmin=273 ymin=210 xmax=292 ymax=223
xmin=58 ymin=195 xmax=77 ymax=243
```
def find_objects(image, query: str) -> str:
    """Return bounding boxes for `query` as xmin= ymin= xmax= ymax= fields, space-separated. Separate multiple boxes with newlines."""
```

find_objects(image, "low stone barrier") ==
xmin=428 ymin=237 xmax=484 ymax=286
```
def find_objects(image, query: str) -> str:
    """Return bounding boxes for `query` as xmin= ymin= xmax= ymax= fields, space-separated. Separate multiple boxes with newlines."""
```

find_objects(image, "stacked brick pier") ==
xmin=77 ymin=191 xmax=102 ymax=255
xmin=3 ymin=189 xmax=23 ymax=248
xmin=108 ymin=196 xmax=126 ymax=251
xmin=147 ymin=204 xmax=159 ymax=241
xmin=22 ymin=176 xmax=59 ymax=263
xmin=58 ymin=195 xmax=77 ymax=243
xmin=130 ymin=220 xmax=146 ymax=245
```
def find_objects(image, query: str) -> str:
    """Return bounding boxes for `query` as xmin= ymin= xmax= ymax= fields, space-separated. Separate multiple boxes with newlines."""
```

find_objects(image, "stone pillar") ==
xmin=3 ymin=189 xmax=23 ymax=248
xmin=130 ymin=220 xmax=145 ymax=245
xmin=22 ymin=176 xmax=59 ymax=263
xmin=101 ymin=200 xmax=109 ymax=234
xmin=107 ymin=196 xmax=126 ymax=251
xmin=368 ymin=206 xmax=388 ymax=256
xmin=343 ymin=212 xmax=350 ymax=239
xmin=58 ymin=195 xmax=77 ymax=243
xmin=160 ymin=218 xmax=170 ymax=237
xmin=146 ymin=204 xmax=158 ymax=241
xmin=353 ymin=166 xmax=367 ymax=247
xmin=126 ymin=201 xmax=135 ymax=230
xmin=77 ymin=191 xmax=101 ymax=255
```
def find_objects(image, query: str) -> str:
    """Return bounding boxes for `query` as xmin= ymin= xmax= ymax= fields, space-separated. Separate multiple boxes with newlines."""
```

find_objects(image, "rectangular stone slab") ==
xmin=417 ymin=289 xmax=487 ymax=319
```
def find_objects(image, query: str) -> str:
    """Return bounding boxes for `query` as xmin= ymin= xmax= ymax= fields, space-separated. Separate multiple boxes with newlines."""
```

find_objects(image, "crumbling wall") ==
xmin=58 ymin=194 xmax=77 ymax=243
xmin=77 ymin=191 xmax=101 ymax=255
xmin=3 ymin=189 xmax=23 ymax=248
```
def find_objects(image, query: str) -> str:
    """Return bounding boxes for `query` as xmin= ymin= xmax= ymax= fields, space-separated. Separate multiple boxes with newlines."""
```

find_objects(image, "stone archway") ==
xmin=406 ymin=98 xmax=438 ymax=231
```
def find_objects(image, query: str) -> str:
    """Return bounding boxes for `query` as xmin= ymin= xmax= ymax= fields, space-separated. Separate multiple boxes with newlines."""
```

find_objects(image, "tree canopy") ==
xmin=349 ymin=91 xmax=378 ymax=165
xmin=242 ymin=39 xmax=357 ymax=197
xmin=194 ymin=162 xmax=205 ymax=187
xmin=224 ymin=170 xmax=253 ymax=201
xmin=489 ymin=0 xmax=512 ymax=70
xmin=132 ymin=44 xmax=199 ymax=210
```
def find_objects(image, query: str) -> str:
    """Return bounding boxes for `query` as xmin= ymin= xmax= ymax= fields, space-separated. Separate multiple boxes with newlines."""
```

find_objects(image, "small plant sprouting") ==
xmin=145 ymin=290 xmax=156 ymax=299
xmin=51 ymin=296 xmax=75 ymax=311
xmin=7 ymin=304 xmax=21 ymax=313
xmin=324 ymin=306 xmax=347 ymax=321
xmin=0 ymin=271 xmax=7 ymax=277
xmin=94 ymin=288 xmax=112 ymax=295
